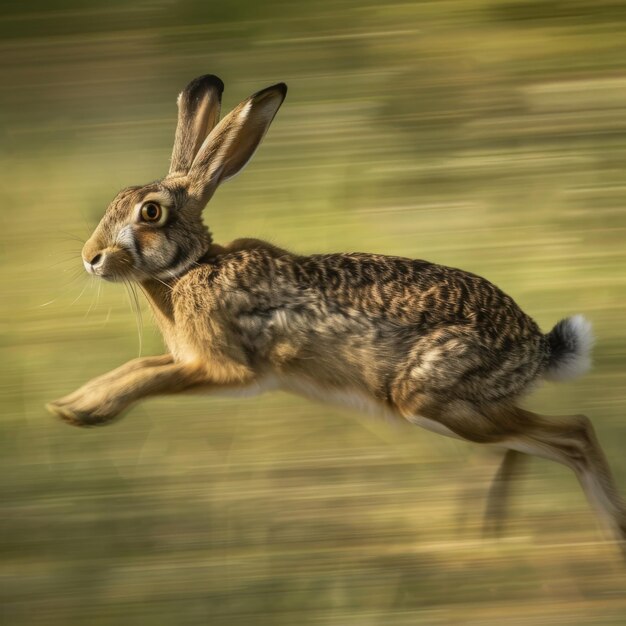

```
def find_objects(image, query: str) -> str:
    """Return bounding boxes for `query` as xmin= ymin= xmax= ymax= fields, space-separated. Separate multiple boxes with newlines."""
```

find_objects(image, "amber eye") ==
xmin=140 ymin=201 xmax=166 ymax=224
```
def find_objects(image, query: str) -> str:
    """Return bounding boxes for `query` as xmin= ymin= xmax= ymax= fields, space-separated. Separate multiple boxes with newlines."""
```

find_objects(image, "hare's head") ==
xmin=82 ymin=75 xmax=286 ymax=282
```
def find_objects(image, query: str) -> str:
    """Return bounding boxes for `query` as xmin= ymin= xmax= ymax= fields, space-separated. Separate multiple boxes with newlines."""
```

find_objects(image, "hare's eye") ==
xmin=140 ymin=202 xmax=167 ymax=225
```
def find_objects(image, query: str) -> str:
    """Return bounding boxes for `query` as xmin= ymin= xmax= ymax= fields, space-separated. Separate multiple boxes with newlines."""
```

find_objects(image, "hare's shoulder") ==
xmin=172 ymin=241 xmax=299 ymax=302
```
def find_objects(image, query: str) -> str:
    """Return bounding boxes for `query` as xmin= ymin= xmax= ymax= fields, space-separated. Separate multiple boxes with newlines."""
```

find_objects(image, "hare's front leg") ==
xmin=47 ymin=355 xmax=211 ymax=427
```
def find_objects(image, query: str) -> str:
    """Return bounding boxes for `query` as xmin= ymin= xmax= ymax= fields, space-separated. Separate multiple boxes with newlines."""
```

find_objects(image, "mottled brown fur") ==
xmin=47 ymin=75 xmax=626 ymax=556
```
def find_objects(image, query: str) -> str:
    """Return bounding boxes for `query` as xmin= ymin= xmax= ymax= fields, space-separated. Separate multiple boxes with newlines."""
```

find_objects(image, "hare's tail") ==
xmin=543 ymin=314 xmax=594 ymax=381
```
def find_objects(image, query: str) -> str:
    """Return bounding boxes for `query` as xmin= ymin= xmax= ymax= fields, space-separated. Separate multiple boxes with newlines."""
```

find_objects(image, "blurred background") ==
xmin=2 ymin=0 xmax=626 ymax=624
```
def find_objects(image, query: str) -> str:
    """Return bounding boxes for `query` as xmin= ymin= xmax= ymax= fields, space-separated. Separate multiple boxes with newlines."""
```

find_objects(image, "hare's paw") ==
xmin=46 ymin=397 xmax=120 ymax=427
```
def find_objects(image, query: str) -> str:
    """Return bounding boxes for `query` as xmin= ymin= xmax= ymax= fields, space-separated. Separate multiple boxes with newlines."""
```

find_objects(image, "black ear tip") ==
xmin=198 ymin=74 xmax=225 ymax=93
xmin=184 ymin=74 xmax=225 ymax=97
xmin=253 ymin=82 xmax=288 ymax=102
xmin=269 ymin=82 xmax=287 ymax=99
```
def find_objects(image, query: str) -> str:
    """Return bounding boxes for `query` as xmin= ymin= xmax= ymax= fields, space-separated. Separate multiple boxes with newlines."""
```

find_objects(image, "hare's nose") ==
xmin=89 ymin=253 xmax=103 ymax=266
xmin=83 ymin=251 xmax=105 ymax=274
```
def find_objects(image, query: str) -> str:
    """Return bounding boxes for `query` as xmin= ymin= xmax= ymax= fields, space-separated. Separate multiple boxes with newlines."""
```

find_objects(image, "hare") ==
xmin=48 ymin=74 xmax=626 ymax=552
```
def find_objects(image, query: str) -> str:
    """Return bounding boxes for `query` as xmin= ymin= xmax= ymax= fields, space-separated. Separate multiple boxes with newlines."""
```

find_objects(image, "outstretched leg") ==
xmin=414 ymin=400 xmax=626 ymax=553
xmin=508 ymin=409 xmax=626 ymax=548
xmin=47 ymin=356 xmax=254 ymax=426
xmin=49 ymin=355 xmax=174 ymax=408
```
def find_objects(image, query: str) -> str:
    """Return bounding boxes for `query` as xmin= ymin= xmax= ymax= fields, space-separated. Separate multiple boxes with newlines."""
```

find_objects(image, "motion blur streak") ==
xmin=2 ymin=1 xmax=626 ymax=624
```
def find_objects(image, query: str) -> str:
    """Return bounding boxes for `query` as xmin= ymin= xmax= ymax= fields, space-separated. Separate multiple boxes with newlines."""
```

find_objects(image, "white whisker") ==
xmin=123 ymin=277 xmax=144 ymax=357
xmin=85 ymin=277 xmax=102 ymax=317
xmin=70 ymin=276 xmax=92 ymax=306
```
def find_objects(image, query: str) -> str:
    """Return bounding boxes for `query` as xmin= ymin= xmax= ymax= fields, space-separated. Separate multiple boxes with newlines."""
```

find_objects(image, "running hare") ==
xmin=48 ymin=74 xmax=626 ymax=551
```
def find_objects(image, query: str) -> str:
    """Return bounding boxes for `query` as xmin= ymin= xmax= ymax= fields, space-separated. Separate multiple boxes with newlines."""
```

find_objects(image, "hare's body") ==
xmin=148 ymin=241 xmax=545 ymax=420
xmin=48 ymin=74 xmax=626 ymax=556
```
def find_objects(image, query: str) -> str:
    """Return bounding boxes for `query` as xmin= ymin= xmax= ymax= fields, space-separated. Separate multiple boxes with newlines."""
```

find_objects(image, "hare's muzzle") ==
xmin=82 ymin=238 xmax=133 ymax=281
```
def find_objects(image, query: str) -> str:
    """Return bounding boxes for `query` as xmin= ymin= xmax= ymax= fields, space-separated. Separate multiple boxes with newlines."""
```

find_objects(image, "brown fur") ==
xmin=47 ymin=75 xmax=626 ymax=556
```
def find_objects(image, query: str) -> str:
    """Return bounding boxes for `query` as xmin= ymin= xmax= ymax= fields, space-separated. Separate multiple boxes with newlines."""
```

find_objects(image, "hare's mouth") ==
xmin=83 ymin=246 xmax=136 ymax=282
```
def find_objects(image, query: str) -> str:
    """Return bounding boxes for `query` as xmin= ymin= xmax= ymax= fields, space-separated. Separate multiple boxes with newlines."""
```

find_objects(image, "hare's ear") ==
xmin=168 ymin=74 xmax=224 ymax=176
xmin=187 ymin=83 xmax=287 ymax=200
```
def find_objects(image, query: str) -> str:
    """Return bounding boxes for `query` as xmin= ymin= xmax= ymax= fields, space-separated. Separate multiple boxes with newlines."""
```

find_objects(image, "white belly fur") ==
xmin=213 ymin=374 xmax=461 ymax=440
xmin=405 ymin=415 xmax=462 ymax=440
xmin=278 ymin=376 xmax=400 ymax=423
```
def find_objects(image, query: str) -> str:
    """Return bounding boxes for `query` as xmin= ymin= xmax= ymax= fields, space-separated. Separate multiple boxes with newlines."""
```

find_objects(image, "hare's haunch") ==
xmin=47 ymin=74 xmax=626 ymax=556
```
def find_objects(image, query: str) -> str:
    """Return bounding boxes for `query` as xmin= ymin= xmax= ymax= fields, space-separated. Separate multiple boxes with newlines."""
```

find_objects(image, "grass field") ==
xmin=2 ymin=1 xmax=626 ymax=624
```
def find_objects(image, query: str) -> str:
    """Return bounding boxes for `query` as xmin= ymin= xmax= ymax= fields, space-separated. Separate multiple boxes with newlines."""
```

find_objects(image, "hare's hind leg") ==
xmin=483 ymin=449 xmax=525 ymax=537
xmin=507 ymin=409 xmax=626 ymax=551
xmin=418 ymin=401 xmax=626 ymax=554
xmin=398 ymin=397 xmax=526 ymax=535
xmin=408 ymin=409 xmax=525 ymax=536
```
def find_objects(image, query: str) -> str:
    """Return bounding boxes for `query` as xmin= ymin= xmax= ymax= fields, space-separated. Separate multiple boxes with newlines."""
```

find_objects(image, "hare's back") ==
xmin=298 ymin=252 xmax=538 ymax=337
xmin=205 ymin=246 xmax=543 ymax=347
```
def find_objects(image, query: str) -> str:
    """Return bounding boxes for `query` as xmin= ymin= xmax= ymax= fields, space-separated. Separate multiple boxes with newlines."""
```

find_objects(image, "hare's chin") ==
xmin=84 ymin=266 xmax=136 ymax=283
xmin=99 ymin=273 xmax=125 ymax=283
xmin=88 ymin=272 xmax=124 ymax=283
